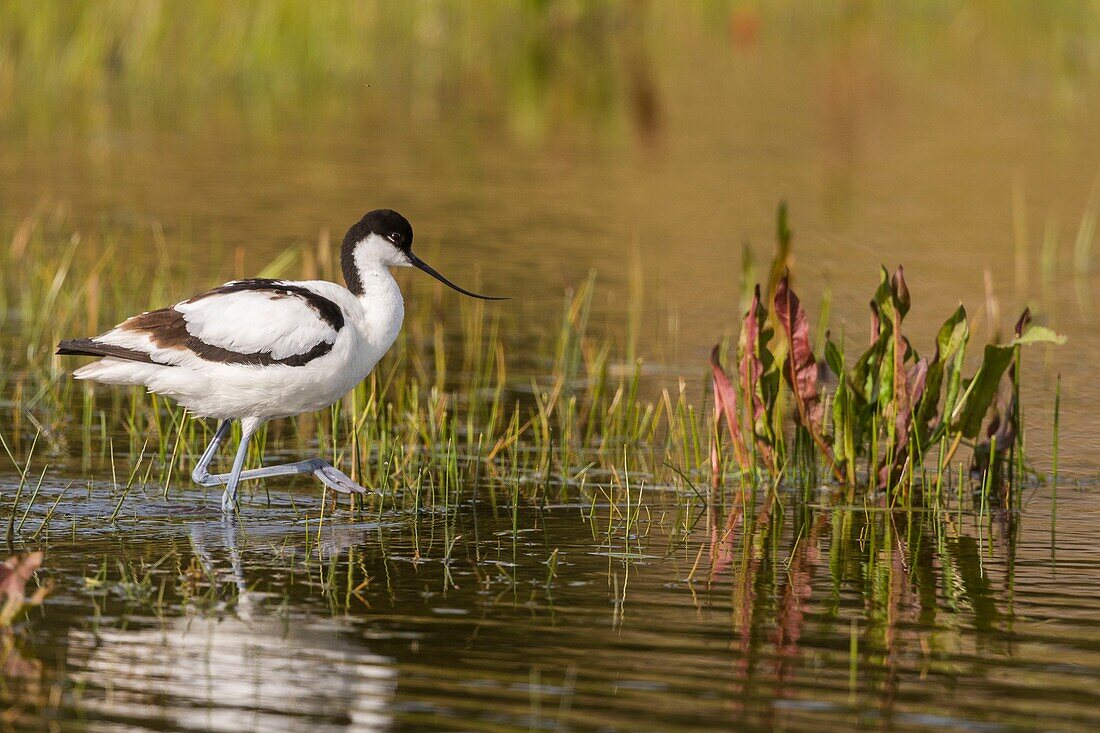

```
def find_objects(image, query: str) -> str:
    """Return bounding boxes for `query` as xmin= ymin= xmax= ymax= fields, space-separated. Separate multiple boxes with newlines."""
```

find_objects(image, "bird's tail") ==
xmin=58 ymin=338 xmax=163 ymax=385
xmin=57 ymin=338 xmax=155 ymax=363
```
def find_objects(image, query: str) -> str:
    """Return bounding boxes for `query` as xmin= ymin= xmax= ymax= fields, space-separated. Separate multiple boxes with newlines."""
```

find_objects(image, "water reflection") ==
xmin=698 ymin=489 xmax=1050 ymax=729
xmin=1 ymin=552 xmax=54 ymax=728
xmin=67 ymin=520 xmax=396 ymax=732
xmin=0 ymin=483 xmax=1097 ymax=729
xmin=1 ymin=552 xmax=51 ymax=669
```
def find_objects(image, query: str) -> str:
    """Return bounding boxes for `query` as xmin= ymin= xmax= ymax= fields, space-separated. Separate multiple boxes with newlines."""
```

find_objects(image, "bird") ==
xmin=57 ymin=209 xmax=504 ymax=512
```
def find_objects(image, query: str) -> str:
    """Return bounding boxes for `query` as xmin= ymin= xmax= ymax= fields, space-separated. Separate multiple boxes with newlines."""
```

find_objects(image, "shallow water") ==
xmin=4 ymin=480 xmax=1100 ymax=731
xmin=3 ymin=4 xmax=1100 ymax=731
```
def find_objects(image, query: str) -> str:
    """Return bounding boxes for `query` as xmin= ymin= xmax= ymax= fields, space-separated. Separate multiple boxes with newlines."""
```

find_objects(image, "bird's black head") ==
xmin=343 ymin=208 xmax=414 ymax=254
xmin=341 ymin=208 xmax=505 ymax=301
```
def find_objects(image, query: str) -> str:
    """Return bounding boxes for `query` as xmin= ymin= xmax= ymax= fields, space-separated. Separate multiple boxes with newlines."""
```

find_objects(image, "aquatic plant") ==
xmin=710 ymin=204 xmax=1066 ymax=497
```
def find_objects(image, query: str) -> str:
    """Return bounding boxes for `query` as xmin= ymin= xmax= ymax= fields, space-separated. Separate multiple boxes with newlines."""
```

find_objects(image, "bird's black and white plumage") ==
xmin=58 ymin=209 xmax=502 ymax=510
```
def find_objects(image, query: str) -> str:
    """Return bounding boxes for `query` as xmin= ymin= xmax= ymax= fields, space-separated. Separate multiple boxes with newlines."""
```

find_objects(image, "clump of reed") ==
xmin=710 ymin=204 xmax=1065 ymax=502
xmin=0 ymin=204 xmax=705 ymax=513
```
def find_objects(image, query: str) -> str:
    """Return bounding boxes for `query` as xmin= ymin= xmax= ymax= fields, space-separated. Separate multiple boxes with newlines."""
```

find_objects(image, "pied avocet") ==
xmin=58 ymin=209 xmax=502 ymax=511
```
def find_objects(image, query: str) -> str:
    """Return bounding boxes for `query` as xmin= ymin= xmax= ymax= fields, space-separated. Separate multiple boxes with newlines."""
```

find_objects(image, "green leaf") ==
xmin=1013 ymin=325 xmax=1067 ymax=346
xmin=916 ymin=305 xmax=969 ymax=442
xmin=951 ymin=344 xmax=1015 ymax=439
xmin=873 ymin=266 xmax=894 ymax=324
xmin=878 ymin=326 xmax=895 ymax=408
xmin=937 ymin=305 xmax=969 ymax=359
xmin=766 ymin=202 xmax=793 ymax=301
xmin=824 ymin=336 xmax=844 ymax=379
xmin=851 ymin=327 xmax=890 ymax=406
xmin=831 ymin=376 xmax=857 ymax=484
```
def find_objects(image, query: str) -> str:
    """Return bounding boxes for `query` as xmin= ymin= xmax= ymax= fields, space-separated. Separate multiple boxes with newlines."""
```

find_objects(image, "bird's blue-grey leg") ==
xmin=191 ymin=420 xmax=232 ymax=485
xmin=220 ymin=417 xmax=261 ymax=512
xmin=191 ymin=418 xmax=369 ymax=507
xmin=207 ymin=460 xmax=367 ymax=492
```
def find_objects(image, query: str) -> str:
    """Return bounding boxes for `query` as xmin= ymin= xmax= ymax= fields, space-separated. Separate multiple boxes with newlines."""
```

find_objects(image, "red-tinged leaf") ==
xmin=877 ymin=349 xmax=930 ymax=490
xmin=969 ymin=308 xmax=1034 ymax=477
xmin=1014 ymin=307 xmax=1031 ymax=338
xmin=907 ymin=357 xmax=930 ymax=406
xmin=774 ymin=275 xmax=823 ymax=429
xmin=775 ymin=276 xmax=844 ymax=481
xmin=987 ymin=388 xmax=1017 ymax=448
xmin=710 ymin=346 xmax=751 ymax=472
xmin=869 ymin=299 xmax=881 ymax=345
xmin=970 ymin=309 xmax=1066 ymax=476
xmin=970 ymin=381 xmax=1017 ymax=478
xmin=739 ymin=286 xmax=765 ymax=425
xmin=892 ymin=265 xmax=911 ymax=318
xmin=897 ymin=357 xmax=929 ymax=449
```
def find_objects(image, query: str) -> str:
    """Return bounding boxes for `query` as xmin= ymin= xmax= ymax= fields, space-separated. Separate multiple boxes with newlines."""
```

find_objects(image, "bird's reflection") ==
xmin=67 ymin=517 xmax=397 ymax=732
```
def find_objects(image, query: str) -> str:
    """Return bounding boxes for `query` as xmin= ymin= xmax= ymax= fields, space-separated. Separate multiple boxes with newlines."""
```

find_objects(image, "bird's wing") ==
xmin=61 ymin=279 xmax=345 ymax=367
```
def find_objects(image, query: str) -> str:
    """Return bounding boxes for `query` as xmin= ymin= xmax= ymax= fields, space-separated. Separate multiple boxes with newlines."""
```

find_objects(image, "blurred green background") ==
xmin=3 ymin=1 xmax=1099 ymax=131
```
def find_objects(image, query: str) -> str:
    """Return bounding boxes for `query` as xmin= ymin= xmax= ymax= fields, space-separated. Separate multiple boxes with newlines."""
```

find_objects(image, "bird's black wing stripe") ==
xmin=187 ymin=279 xmax=345 ymax=331
xmin=185 ymin=339 xmax=333 ymax=367
xmin=56 ymin=333 xmax=334 ymax=367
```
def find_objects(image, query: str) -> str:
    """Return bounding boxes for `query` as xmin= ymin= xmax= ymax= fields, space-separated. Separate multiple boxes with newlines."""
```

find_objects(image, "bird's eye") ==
xmin=387 ymin=232 xmax=403 ymax=245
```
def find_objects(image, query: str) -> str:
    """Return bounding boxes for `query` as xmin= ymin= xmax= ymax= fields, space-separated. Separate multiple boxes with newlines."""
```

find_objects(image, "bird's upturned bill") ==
xmin=407 ymin=253 xmax=507 ymax=300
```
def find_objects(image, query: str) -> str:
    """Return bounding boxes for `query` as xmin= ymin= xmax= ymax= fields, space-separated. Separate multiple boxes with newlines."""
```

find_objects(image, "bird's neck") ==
xmin=352 ymin=262 xmax=405 ymax=348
